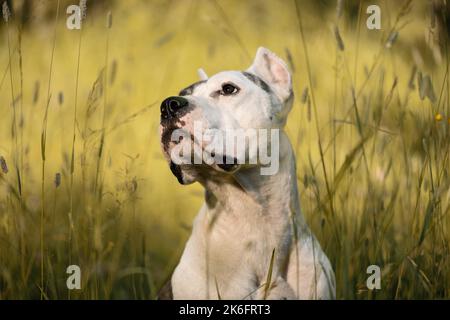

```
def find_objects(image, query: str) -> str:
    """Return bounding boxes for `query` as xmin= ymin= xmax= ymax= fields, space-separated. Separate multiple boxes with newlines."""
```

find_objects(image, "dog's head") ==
xmin=159 ymin=47 xmax=293 ymax=184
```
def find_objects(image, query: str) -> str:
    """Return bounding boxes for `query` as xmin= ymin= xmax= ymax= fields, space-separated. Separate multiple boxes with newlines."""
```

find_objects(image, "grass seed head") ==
xmin=58 ymin=92 xmax=64 ymax=106
xmin=418 ymin=74 xmax=437 ymax=103
xmin=408 ymin=66 xmax=417 ymax=90
xmin=285 ymin=48 xmax=295 ymax=72
xmin=386 ymin=31 xmax=399 ymax=49
xmin=2 ymin=1 xmax=10 ymax=22
xmin=334 ymin=25 xmax=345 ymax=51
xmin=110 ymin=60 xmax=117 ymax=85
xmin=33 ymin=81 xmax=40 ymax=105
xmin=107 ymin=11 xmax=112 ymax=28
xmin=54 ymin=173 xmax=61 ymax=188
xmin=0 ymin=156 xmax=8 ymax=174
xmin=301 ymin=87 xmax=309 ymax=104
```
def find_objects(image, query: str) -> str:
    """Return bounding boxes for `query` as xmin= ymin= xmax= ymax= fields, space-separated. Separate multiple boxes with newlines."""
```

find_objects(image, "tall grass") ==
xmin=2 ymin=1 xmax=20 ymax=200
xmin=40 ymin=0 xmax=61 ymax=300
xmin=0 ymin=0 xmax=449 ymax=299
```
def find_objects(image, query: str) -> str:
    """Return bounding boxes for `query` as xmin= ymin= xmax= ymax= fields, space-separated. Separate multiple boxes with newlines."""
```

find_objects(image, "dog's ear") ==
xmin=247 ymin=47 xmax=292 ymax=102
xmin=197 ymin=68 xmax=208 ymax=81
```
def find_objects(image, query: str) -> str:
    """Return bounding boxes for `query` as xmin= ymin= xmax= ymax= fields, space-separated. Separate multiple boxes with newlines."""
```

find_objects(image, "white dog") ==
xmin=159 ymin=47 xmax=336 ymax=300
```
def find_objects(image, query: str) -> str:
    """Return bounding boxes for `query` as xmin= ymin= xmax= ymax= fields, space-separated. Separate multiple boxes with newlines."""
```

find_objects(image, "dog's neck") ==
xmin=199 ymin=131 xmax=306 ymax=229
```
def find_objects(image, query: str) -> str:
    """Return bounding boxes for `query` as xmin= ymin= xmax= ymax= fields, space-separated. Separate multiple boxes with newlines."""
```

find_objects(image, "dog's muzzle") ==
xmin=160 ymin=96 xmax=189 ymax=120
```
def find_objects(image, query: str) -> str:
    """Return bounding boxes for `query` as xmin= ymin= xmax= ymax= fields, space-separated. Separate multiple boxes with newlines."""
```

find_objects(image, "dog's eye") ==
xmin=220 ymin=83 xmax=239 ymax=96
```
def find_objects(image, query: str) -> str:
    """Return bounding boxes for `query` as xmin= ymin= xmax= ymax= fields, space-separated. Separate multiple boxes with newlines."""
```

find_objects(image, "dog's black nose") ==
xmin=161 ymin=96 xmax=188 ymax=120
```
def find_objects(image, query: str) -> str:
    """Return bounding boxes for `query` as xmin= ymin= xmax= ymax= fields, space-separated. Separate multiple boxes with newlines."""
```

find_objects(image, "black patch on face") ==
xmin=170 ymin=161 xmax=184 ymax=184
xmin=242 ymin=72 xmax=271 ymax=94
xmin=179 ymin=80 xmax=206 ymax=96
xmin=160 ymin=104 xmax=193 ymax=154
xmin=161 ymin=123 xmax=178 ymax=154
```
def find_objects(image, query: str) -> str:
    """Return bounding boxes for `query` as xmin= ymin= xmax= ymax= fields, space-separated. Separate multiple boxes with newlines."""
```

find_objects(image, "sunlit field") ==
xmin=0 ymin=0 xmax=449 ymax=299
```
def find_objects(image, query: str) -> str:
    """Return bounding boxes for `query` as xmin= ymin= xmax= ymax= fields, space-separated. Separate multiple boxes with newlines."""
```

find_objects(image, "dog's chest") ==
xmin=205 ymin=206 xmax=292 ymax=278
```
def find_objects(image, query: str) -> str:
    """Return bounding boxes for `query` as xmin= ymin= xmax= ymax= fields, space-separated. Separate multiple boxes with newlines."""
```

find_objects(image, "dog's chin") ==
xmin=166 ymin=152 xmax=243 ymax=185
xmin=168 ymin=161 xmax=197 ymax=185
xmin=168 ymin=161 xmax=242 ymax=185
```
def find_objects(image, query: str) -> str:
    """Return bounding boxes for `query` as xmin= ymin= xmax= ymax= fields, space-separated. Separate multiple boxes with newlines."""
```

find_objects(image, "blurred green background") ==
xmin=0 ymin=0 xmax=449 ymax=299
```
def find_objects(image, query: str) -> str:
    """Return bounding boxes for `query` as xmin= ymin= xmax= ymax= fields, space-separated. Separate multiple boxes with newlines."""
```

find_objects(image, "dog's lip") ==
xmin=169 ymin=161 xmax=185 ymax=184
xmin=160 ymin=123 xmax=241 ymax=173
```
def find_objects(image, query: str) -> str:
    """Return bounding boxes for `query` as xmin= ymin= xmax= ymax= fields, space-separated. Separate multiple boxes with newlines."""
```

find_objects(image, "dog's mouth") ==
xmin=161 ymin=125 xmax=239 ymax=169
xmin=160 ymin=122 xmax=241 ymax=185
